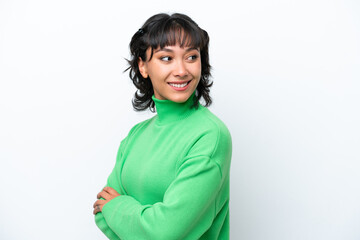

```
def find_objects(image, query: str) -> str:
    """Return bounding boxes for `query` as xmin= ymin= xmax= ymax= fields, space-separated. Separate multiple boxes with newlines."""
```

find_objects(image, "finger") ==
xmin=93 ymin=199 xmax=106 ymax=208
xmin=93 ymin=199 xmax=106 ymax=215
xmin=97 ymin=190 xmax=111 ymax=200
xmin=103 ymin=187 xmax=120 ymax=196
xmin=93 ymin=204 xmax=102 ymax=215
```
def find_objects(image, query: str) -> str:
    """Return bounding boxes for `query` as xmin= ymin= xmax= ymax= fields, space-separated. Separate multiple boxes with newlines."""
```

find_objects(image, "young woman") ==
xmin=93 ymin=13 xmax=232 ymax=240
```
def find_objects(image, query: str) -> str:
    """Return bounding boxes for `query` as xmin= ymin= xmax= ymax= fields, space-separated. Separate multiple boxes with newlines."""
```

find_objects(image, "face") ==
xmin=138 ymin=44 xmax=201 ymax=103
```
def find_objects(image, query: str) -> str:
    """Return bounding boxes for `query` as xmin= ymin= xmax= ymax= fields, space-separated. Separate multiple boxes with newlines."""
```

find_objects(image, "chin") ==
xmin=169 ymin=93 xmax=192 ymax=103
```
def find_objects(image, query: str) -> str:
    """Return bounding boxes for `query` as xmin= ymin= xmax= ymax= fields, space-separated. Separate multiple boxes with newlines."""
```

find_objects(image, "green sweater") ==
xmin=95 ymin=93 xmax=232 ymax=240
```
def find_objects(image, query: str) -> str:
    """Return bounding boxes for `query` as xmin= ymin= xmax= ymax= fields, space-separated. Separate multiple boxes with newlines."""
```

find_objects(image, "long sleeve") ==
xmin=95 ymin=135 xmax=130 ymax=240
xmin=101 ymin=126 xmax=231 ymax=240
xmin=95 ymin=213 xmax=120 ymax=240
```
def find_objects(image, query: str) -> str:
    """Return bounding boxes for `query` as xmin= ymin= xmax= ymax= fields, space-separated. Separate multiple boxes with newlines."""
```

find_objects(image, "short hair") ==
xmin=125 ymin=13 xmax=212 ymax=112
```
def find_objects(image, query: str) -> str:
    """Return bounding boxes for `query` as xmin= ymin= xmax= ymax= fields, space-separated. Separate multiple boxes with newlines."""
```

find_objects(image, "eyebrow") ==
xmin=154 ymin=47 xmax=200 ymax=53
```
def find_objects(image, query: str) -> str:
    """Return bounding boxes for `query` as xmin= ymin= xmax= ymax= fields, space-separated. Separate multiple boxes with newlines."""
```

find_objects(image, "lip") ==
xmin=168 ymin=80 xmax=192 ymax=91
xmin=167 ymin=80 xmax=191 ymax=84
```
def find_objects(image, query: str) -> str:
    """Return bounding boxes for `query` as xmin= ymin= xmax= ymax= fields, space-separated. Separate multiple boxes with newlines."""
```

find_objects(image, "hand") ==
xmin=93 ymin=187 xmax=121 ymax=215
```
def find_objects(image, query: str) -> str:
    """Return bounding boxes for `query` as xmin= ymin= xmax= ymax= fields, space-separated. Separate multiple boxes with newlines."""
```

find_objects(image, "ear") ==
xmin=138 ymin=57 xmax=148 ymax=79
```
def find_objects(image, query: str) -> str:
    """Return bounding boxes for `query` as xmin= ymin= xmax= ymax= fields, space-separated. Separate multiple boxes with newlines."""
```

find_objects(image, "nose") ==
xmin=173 ymin=60 xmax=188 ymax=78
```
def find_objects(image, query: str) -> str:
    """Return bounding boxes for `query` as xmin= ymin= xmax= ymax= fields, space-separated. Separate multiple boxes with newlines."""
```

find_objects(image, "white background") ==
xmin=1 ymin=0 xmax=359 ymax=239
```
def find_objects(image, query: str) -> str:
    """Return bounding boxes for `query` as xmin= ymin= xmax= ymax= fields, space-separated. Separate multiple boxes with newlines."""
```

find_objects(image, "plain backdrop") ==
xmin=0 ymin=0 xmax=359 ymax=239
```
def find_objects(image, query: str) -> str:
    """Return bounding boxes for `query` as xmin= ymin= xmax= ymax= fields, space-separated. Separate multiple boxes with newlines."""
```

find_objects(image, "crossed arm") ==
xmin=92 ymin=125 xmax=231 ymax=240
xmin=93 ymin=187 xmax=120 ymax=215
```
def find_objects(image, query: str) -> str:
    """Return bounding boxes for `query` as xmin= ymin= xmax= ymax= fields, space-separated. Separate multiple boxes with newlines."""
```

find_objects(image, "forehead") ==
xmin=152 ymin=45 xmax=200 ymax=53
xmin=144 ymin=25 xmax=204 ymax=61
xmin=148 ymin=26 xmax=202 ymax=49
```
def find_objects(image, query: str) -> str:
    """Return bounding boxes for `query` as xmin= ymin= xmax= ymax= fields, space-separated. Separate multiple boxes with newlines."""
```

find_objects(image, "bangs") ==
xmin=146 ymin=18 xmax=204 ymax=59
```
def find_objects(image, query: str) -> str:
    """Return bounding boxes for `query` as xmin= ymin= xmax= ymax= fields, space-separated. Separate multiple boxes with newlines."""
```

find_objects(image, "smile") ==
xmin=168 ymin=80 xmax=191 ymax=88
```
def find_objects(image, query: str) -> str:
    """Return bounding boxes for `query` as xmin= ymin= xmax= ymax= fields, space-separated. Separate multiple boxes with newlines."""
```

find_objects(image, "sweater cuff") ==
xmin=102 ymin=195 xmax=142 ymax=220
xmin=94 ymin=212 xmax=121 ymax=240
xmin=102 ymin=195 xmax=149 ymax=238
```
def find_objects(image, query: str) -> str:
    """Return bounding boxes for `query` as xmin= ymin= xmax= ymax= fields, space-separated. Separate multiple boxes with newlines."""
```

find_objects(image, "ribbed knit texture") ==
xmin=95 ymin=92 xmax=232 ymax=240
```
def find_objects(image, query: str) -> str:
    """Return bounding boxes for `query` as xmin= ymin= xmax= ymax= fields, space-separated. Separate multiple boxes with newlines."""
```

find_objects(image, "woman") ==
xmin=93 ymin=13 xmax=232 ymax=240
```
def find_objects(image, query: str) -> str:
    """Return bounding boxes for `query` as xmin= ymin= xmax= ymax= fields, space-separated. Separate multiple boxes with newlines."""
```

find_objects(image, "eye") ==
xmin=160 ymin=56 xmax=172 ymax=62
xmin=187 ymin=55 xmax=199 ymax=61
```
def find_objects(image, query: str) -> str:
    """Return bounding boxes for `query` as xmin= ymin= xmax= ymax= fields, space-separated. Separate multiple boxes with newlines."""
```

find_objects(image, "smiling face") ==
xmin=138 ymin=44 xmax=201 ymax=103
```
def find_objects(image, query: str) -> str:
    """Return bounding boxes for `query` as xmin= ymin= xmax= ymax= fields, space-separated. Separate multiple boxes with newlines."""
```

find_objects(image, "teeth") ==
xmin=169 ymin=82 xmax=189 ymax=88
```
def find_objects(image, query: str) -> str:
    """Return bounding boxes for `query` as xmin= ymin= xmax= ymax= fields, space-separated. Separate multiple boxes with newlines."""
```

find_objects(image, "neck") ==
xmin=152 ymin=92 xmax=198 ymax=125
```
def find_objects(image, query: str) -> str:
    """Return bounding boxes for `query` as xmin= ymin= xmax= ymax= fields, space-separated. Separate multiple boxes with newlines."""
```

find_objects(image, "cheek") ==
xmin=148 ymin=64 xmax=169 ymax=80
xmin=193 ymin=62 xmax=202 ymax=78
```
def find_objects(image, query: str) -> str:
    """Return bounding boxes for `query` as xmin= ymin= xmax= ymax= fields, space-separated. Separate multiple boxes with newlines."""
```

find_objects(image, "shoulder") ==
xmin=119 ymin=116 xmax=155 ymax=148
xmin=126 ymin=116 xmax=155 ymax=137
xmin=192 ymin=106 xmax=232 ymax=145
xmin=179 ymin=106 xmax=232 ymax=177
xmin=185 ymin=106 xmax=232 ymax=159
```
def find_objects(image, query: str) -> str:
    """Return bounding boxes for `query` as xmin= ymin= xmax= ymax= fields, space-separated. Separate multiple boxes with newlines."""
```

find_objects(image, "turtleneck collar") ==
xmin=152 ymin=91 xmax=199 ymax=125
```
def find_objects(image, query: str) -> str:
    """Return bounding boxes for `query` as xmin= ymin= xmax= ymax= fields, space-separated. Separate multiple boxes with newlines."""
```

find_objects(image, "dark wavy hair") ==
xmin=125 ymin=13 xmax=213 ymax=112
